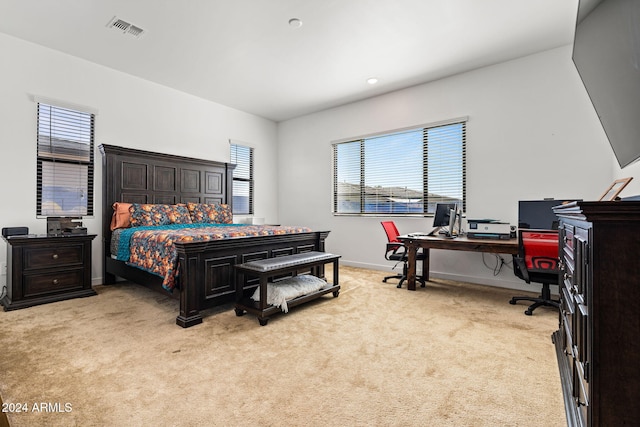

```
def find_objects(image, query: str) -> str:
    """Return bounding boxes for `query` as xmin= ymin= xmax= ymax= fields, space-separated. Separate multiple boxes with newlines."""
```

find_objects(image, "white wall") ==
xmin=0 ymin=33 xmax=279 ymax=287
xmin=0 ymin=32 xmax=621 ymax=293
xmin=277 ymin=45 xmax=615 ymax=290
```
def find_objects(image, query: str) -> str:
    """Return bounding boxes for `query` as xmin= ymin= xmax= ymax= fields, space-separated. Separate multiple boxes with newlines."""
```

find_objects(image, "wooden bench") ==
xmin=234 ymin=251 xmax=340 ymax=325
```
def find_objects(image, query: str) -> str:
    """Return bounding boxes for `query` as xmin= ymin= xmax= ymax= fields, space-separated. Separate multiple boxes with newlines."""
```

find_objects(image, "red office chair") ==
xmin=510 ymin=230 xmax=560 ymax=315
xmin=381 ymin=221 xmax=426 ymax=288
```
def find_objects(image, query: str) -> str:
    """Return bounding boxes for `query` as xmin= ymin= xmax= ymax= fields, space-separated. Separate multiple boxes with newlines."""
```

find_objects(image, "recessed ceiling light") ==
xmin=367 ymin=77 xmax=379 ymax=85
xmin=288 ymin=18 xmax=303 ymax=28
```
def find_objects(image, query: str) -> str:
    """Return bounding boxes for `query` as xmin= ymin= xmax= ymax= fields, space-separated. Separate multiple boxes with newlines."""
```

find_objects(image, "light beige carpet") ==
xmin=0 ymin=266 xmax=565 ymax=427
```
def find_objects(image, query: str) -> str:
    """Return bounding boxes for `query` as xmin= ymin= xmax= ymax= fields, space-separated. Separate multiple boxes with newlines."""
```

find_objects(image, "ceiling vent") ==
xmin=107 ymin=16 xmax=145 ymax=38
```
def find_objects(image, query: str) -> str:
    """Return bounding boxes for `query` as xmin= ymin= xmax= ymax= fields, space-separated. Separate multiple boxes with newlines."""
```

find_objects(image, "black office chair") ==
xmin=510 ymin=230 xmax=560 ymax=315
xmin=381 ymin=221 xmax=426 ymax=288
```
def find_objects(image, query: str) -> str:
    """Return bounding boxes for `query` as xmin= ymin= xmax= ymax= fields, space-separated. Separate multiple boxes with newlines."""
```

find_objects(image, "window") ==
xmin=37 ymin=103 xmax=95 ymax=216
xmin=332 ymin=119 xmax=466 ymax=215
xmin=230 ymin=142 xmax=254 ymax=215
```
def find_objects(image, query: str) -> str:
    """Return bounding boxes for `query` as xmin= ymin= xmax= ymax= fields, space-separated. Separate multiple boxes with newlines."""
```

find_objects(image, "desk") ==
xmin=397 ymin=234 xmax=518 ymax=290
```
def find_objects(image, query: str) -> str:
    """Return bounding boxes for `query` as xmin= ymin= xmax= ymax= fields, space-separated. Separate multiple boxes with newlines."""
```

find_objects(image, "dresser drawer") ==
xmin=562 ymin=223 xmax=574 ymax=250
xmin=573 ymin=359 xmax=589 ymax=423
xmin=563 ymin=260 xmax=575 ymax=292
xmin=23 ymin=244 xmax=84 ymax=270
xmin=23 ymin=269 xmax=85 ymax=297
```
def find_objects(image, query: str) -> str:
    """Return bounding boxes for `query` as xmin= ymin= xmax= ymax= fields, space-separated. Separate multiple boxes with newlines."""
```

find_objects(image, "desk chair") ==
xmin=381 ymin=221 xmax=426 ymax=288
xmin=510 ymin=230 xmax=560 ymax=315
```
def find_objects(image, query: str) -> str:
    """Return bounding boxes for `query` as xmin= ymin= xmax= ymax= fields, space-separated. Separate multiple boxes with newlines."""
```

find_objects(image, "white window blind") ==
xmin=332 ymin=120 xmax=466 ymax=215
xmin=230 ymin=143 xmax=254 ymax=215
xmin=37 ymin=103 xmax=94 ymax=216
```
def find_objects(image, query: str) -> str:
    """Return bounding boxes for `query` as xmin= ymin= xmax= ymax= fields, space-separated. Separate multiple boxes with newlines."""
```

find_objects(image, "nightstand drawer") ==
xmin=24 ymin=244 xmax=84 ymax=270
xmin=23 ymin=269 xmax=85 ymax=297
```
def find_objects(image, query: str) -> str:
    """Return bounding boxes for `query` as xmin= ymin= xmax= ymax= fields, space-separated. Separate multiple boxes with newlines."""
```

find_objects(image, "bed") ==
xmin=100 ymin=144 xmax=329 ymax=327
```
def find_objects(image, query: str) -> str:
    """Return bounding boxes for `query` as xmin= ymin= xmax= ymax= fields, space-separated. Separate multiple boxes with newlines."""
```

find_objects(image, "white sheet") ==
xmin=250 ymin=274 xmax=328 ymax=313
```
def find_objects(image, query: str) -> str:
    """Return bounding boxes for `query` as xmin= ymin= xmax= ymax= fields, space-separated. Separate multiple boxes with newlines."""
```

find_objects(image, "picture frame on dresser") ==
xmin=598 ymin=177 xmax=633 ymax=201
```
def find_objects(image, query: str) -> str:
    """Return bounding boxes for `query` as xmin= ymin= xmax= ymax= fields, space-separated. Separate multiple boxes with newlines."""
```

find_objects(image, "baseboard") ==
xmin=339 ymin=260 xmax=558 ymax=296
xmin=433 ymin=271 xmax=559 ymax=296
xmin=340 ymin=260 xmax=390 ymax=271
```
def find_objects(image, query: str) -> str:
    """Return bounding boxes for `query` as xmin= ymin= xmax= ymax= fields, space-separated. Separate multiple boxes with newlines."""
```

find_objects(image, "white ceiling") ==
xmin=0 ymin=0 xmax=578 ymax=122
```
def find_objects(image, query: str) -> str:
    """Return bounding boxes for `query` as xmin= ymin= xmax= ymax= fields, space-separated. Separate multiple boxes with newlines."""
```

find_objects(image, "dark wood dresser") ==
xmin=1 ymin=234 xmax=96 ymax=311
xmin=552 ymin=201 xmax=640 ymax=426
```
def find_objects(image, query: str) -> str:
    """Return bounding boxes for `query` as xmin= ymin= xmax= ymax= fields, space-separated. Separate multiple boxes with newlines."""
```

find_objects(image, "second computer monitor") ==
xmin=518 ymin=199 xmax=576 ymax=230
xmin=448 ymin=207 xmax=462 ymax=236
xmin=433 ymin=202 xmax=457 ymax=227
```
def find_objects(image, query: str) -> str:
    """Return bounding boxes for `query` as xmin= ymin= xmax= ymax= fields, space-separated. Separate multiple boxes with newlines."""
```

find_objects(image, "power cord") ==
xmin=482 ymin=253 xmax=512 ymax=276
xmin=0 ymin=284 xmax=6 ymax=300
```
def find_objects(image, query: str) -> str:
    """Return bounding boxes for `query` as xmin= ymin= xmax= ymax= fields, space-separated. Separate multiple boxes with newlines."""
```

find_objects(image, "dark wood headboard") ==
xmin=99 ymin=144 xmax=235 ymax=257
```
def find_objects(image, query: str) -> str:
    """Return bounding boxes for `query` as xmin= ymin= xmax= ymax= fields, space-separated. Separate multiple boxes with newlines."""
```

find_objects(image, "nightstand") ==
xmin=1 ymin=234 xmax=97 ymax=311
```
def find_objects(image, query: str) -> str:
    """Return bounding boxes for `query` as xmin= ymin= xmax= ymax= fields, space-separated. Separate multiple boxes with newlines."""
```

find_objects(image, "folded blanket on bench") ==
xmin=250 ymin=274 xmax=328 ymax=313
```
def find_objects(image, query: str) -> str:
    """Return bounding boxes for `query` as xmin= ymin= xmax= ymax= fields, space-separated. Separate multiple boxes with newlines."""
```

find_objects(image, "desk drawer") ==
xmin=23 ymin=269 xmax=85 ymax=297
xmin=24 ymin=244 xmax=84 ymax=270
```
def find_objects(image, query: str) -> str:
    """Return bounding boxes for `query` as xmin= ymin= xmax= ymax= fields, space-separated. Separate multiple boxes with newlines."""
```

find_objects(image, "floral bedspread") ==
xmin=115 ymin=223 xmax=313 ymax=291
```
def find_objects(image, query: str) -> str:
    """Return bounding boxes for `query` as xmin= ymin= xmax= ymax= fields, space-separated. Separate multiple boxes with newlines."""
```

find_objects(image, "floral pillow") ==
xmin=129 ymin=204 xmax=194 ymax=227
xmin=167 ymin=204 xmax=192 ymax=225
xmin=187 ymin=202 xmax=233 ymax=224
xmin=129 ymin=204 xmax=171 ymax=227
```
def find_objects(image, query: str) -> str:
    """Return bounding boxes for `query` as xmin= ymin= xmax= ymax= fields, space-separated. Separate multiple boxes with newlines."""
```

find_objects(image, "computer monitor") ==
xmin=430 ymin=202 xmax=457 ymax=235
xmin=518 ymin=199 xmax=577 ymax=230
xmin=448 ymin=207 xmax=462 ymax=237
xmin=433 ymin=203 xmax=456 ymax=226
